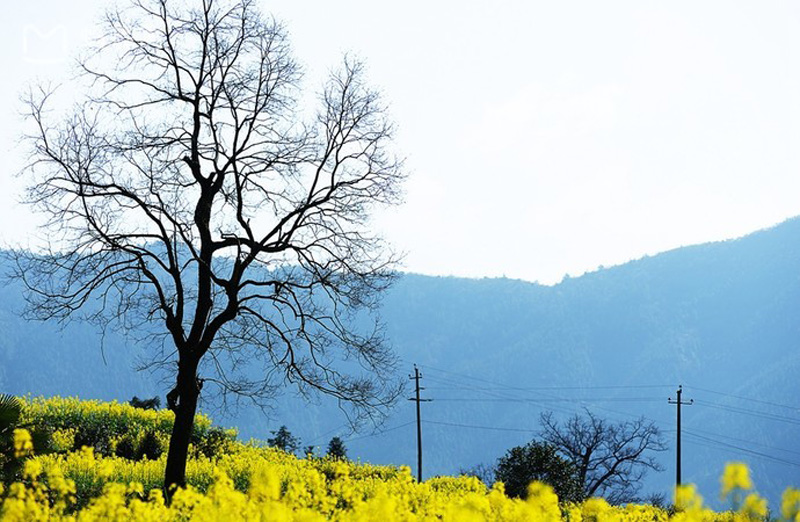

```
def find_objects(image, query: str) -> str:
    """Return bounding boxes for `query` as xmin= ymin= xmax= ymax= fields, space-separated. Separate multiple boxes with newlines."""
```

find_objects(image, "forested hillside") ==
xmin=3 ymin=218 xmax=800 ymax=506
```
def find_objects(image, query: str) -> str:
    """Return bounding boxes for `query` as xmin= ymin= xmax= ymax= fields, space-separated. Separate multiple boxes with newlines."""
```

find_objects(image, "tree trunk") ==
xmin=163 ymin=357 xmax=200 ymax=498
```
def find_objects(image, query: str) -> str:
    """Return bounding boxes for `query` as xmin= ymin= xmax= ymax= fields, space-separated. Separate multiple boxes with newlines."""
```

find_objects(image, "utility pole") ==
xmin=409 ymin=364 xmax=431 ymax=482
xmin=668 ymin=385 xmax=693 ymax=488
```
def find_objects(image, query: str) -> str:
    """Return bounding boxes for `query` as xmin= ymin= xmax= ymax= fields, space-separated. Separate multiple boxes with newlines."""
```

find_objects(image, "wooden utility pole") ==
xmin=409 ymin=365 xmax=431 ymax=482
xmin=668 ymin=385 xmax=693 ymax=487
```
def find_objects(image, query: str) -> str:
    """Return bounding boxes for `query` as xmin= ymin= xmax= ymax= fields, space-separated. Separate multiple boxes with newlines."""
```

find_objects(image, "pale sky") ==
xmin=4 ymin=1 xmax=800 ymax=284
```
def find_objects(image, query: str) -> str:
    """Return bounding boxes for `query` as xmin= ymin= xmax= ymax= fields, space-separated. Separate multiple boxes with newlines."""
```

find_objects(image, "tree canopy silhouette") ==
xmin=325 ymin=436 xmax=347 ymax=460
xmin=267 ymin=426 xmax=300 ymax=456
xmin=539 ymin=410 xmax=666 ymax=504
xmin=14 ymin=0 xmax=404 ymax=494
xmin=494 ymin=440 xmax=582 ymax=502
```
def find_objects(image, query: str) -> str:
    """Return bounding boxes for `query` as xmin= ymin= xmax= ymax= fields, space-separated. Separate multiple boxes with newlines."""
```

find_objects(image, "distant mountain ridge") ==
xmin=3 ymin=217 xmax=800 ymax=506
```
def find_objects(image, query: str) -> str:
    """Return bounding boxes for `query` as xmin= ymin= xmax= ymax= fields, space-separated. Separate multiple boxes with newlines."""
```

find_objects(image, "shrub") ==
xmin=114 ymin=435 xmax=137 ymax=460
xmin=193 ymin=427 xmax=237 ymax=460
xmin=136 ymin=431 xmax=163 ymax=461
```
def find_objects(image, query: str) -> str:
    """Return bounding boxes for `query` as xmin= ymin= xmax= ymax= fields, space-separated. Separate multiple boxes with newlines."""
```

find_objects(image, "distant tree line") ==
xmin=267 ymin=425 xmax=348 ymax=460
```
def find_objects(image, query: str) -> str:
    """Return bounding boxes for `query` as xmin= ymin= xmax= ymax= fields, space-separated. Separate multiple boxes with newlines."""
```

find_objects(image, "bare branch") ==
xmin=539 ymin=410 xmax=667 ymax=504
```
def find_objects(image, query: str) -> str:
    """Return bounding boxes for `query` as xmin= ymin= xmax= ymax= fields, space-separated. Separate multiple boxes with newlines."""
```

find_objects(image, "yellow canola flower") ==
xmin=740 ymin=492 xmax=768 ymax=519
xmin=674 ymin=483 xmax=704 ymax=511
xmin=12 ymin=429 xmax=34 ymax=458
xmin=581 ymin=497 xmax=612 ymax=522
xmin=8 ymin=396 xmax=800 ymax=522
xmin=721 ymin=462 xmax=753 ymax=497
xmin=50 ymin=428 xmax=76 ymax=453
xmin=22 ymin=459 xmax=42 ymax=480
xmin=526 ymin=481 xmax=561 ymax=522
xmin=783 ymin=487 xmax=800 ymax=521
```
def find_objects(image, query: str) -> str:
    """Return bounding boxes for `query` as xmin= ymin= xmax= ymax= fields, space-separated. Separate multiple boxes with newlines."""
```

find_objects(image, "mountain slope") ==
xmin=2 ymin=218 xmax=800 ymax=505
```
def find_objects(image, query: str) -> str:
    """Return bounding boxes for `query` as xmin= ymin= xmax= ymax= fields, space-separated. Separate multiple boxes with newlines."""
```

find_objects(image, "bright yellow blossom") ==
xmin=22 ymin=459 xmax=42 ymax=480
xmin=4 ymin=396 xmax=800 ymax=522
xmin=526 ymin=481 xmax=561 ymax=522
xmin=674 ymin=483 xmax=703 ymax=511
xmin=721 ymin=462 xmax=753 ymax=497
xmin=581 ymin=497 xmax=611 ymax=522
xmin=783 ymin=487 xmax=800 ymax=521
xmin=12 ymin=428 xmax=34 ymax=458
xmin=740 ymin=492 xmax=768 ymax=519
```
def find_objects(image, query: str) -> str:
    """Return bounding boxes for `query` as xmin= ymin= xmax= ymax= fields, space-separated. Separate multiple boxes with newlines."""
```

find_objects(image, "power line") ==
xmin=421 ymin=375 xmax=580 ymax=416
xmin=341 ymin=421 xmax=415 ymax=444
xmin=420 ymin=364 xmax=674 ymax=391
xmin=420 ymin=364 xmax=800 ymax=427
xmin=422 ymin=367 xmax=675 ymax=428
xmin=417 ymin=364 xmax=800 ymax=471
xmin=683 ymin=425 xmax=800 ymax=458
xmin=306 ymin=423 xmax=351 ymax=446
xmin=679 ymin=436 xmax=787 ymax=468
xmin=682 ymin=430 xmax=800 ymax=469
xmin=686 ymin=385 xmax=800 ymax=412
xmin=423 ymin=372 xmax=674 ymax=427
xmin=423 ymin=372 xmax=653 ymax=420
xmin=430 ymin=396 xmax=666 ymax=403
xmin=423 ymin=419 xmax=537 ymax=433
xmin=693 ymin=399 xmax=800 ymax=426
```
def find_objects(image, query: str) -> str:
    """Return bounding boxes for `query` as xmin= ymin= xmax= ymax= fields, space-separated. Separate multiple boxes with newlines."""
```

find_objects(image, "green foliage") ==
xmin=267 ymin=425 xmax=300 ymax=455
xmin=17 ymin=397 xmax=229 ymax=464
xmin=136 ymin=431 xmax=163 ymax=461
xmin=128 ymin=396 xmax=161 ymax=410
xmin=114 ymin=435 xmax=136 ymax=460
xmin=73 ymin=423 xmax=113 ymax=456
xmin=0 ymin=394 xmax=24 ymax=483
xmin=326 ymin=436 xmax=347 ymax=460
xmin=20 ymin=397 xmax=179 ymax=457
xmin=495 ymin=440 xmax=582 ymax=503
xmin=0 ymin=395 xmax=21 ymax=433
xmin=0 ymin=394 xmax=52 ymax=484
xmin=192 ymin=427 xmax=237 ymax=460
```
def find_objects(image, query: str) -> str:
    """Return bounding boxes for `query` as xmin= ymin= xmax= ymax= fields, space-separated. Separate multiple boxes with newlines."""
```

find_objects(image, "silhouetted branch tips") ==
xmin=538 ymin=410 xmax=667 ymax=504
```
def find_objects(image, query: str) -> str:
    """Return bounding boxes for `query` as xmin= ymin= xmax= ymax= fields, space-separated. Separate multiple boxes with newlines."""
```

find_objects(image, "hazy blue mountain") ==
xmin=3 ymin=217 xmax=800 ymax=507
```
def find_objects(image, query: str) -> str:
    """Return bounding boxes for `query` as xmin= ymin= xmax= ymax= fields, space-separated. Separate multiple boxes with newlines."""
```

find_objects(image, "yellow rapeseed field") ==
xmin=2 ymin=397 xmax=799 ymax=521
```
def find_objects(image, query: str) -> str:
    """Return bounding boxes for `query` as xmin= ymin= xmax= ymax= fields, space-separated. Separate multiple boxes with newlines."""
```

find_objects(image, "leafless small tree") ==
xmin=13 ymin=0 xmax=404 ymax=493
xmin=539 ymin=410 xmax=666 ymax=504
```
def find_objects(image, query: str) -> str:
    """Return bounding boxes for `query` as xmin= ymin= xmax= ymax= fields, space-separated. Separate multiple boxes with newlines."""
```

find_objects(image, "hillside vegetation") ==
xmin=4 ymin=218 xmax=800 ymax=506
xmin=2 ymin=396 xmax=798 ymax=521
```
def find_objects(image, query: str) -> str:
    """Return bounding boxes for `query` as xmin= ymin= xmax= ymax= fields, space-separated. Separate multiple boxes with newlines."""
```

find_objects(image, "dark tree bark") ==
xmin=13 ymin=0 xmax=404 ymax=496
xmin=163 ymin=355 xmax=202 ymax=490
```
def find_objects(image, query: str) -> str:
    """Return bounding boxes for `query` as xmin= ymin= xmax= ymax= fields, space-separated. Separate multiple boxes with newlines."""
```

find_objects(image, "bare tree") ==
xmin=13 ymin=0 xmax=404 ymax=493
xmin=539 ymin=410 xmax=666 ymax=504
